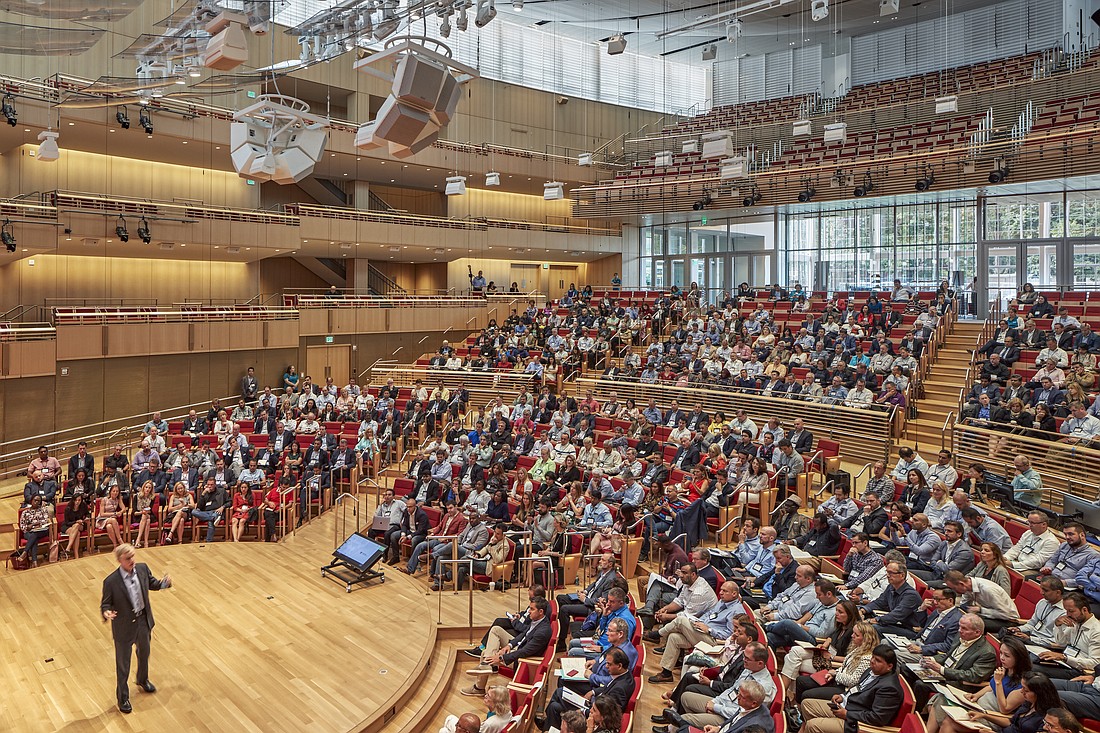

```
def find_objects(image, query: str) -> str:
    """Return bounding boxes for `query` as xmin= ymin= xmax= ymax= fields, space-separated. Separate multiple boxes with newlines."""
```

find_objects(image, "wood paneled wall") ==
xmin=586 ymin=254 xmax=625 ymax=290
xmin=0 ymin=148 xmax=257 ymax=209
xmin=369 ymin=185 xmax=447 ymax=217
xmin=372 ymin=261 xmax=448 ymax=293
xmin=447 ymin=189 xmax=574 ymax=223
xmin=0 ymin=254 xmax=260 ymax=312
xmin=446 ymin=258 xmax=590 ymax=294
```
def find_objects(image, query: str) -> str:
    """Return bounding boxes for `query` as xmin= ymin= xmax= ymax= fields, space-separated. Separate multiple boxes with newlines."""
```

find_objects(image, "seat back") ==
xmin=893 ymin=675 xmax=916 ymax=726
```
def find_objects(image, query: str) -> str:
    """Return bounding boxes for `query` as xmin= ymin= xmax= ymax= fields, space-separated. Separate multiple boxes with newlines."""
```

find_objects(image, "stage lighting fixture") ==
xmin=485 ymin=171 xmax=500 ymax=186
xmin=702 ymin=45 xmax=717 ymax=61
xmin=474 ymin=0 xmax=497 ymax=27
xmin=137 ymin=218 xmax=151 ymax=244
xmin=693 ymin=193 xmax=713 ymax=211
xmin=115 ymin=106 xmax=130 ymax=129
xmin=578 ymin=153 xmax=593 ymax=166
xmin=607 ymin=33 xmax=627 ymax=55
xmin=988 ymin=164 xmax=1010 ymax=184
xmin=880 ymin=0 xmax=900 ymax=15
xmin=544 ymin=181 xmax=565 ymax=200
xmin=2 ymin=220 xmax=15 ymax=252
xmin=811 ymin=0 xmax=829 ymax=21
xmin=456 ymin=5 xmax=469 ymax=31
xmin=742 ymin=186 xmax=762 ymax=207
xmin=726 ymin=19 xmax=743 ymax=42
xmin=797 ymin=183 xmax=816 ymax=203
xmin=854 ymin=173 xmax=874 ymax=197
xmin=115 ymin=216 xmax=130 ymax=242
xmin=2 ymin=94 xmax=16 ymax=127
xmin=139 ymin=107 xmax=153 ymax=134
xmin=915 ymin=170 xmax=935 ymax=192
xmin=439 ymin=15 xmax=451 ymax=37
xmin=445 ymin=175 xmax=467 ymax=195
xmin=512 ymin=0 xmax=523 ymax=10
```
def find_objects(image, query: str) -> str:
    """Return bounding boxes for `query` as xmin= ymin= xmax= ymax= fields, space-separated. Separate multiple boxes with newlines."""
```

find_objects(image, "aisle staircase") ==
xmin=902 ymin=320 xmax=985 ymax=455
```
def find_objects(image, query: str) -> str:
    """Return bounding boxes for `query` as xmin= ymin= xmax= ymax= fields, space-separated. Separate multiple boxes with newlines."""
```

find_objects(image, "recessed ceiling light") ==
xmin=303 ymin=240 xmax=309 ymax=243
xmin=356 ymin=157 xmax=361 ymax=161
xmin=213 ymin=245 xmax=219 ymax=248
xmin=390 ymin=179 xmax=395 ymax=182
xmin=426 ymin=168 xmax=431 ymax=172
xmin=380 ymin=161 xmax=385 ymax=165
xmin=403 ymin=164 xmax=408 ymax=168
xmin=182 ymin=140 xmax=188 ymax=144
xmin=109 ymin=129 xmax=116 ymax=133
xmin=180 ymin=243 xmax=186 ymax=247
xmin=274 ymin=249 xmax=279 ymax=251
xmin=215 ymin=146 xmax=221 ymax=150
xmin=23 ymin=128 xmax=29 ymax=132
xmin=343 ymin=173 xmax=348 ymax=176
xmin=245 ymin=247 xmax=250 ymax=250
xmin=68 ymin=122 xmax=75 ymax=126
xmin=330 ymin=153 xmax=335 ymax=157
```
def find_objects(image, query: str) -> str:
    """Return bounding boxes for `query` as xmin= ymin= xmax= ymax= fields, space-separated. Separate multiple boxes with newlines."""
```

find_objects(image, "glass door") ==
xmin=982 ymin=244 xmax=1021 ymax=313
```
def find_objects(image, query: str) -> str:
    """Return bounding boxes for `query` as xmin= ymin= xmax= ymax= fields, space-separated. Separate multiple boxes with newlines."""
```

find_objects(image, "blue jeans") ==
xmin=191 ymin=509 xmax=220 ymax=542
xmin=766 ymin=618 xmax=817 ymax=648
xmin=23 ymin=529 xmax=49 ymax=562
xmin=407 ymin=538 xmax=442 ymax=573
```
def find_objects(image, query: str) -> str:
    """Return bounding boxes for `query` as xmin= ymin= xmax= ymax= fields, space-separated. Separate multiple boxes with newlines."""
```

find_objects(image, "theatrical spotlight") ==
xmin=797 ymin=182 xmax=816 ymax=203
xmin=474 ymin=0 xmax=497 ymax=27
xmin=989 ymin=164 xmax=1010 ymax=184
xmin=512 ymin=0 xmax=523 ymax=10
xmin=139 ymin=106 xmax=153 ymax=134
xmin=854 ymin=173 xmax=875 ymax=197
xmin=2 ymin=220 xmax=15 ymax=252
xmin=693 ymin=193 xmax=713 ymax=211
xmin=2 ymin=94 xmax=16 ymax=127
xmin=115 ymin=216 xmax=129 ymax=242
xmin=137 ymin=217 xmax=151 ymax=244
xmin=742 ymin=187 xmax=762 ymax=207
xmin=115 ymin=106 xmax=130 ymax=129
xmin=915 ymin=169 xmax=935 ymax=192
xmin=607 ymin=33 xmax=627 ymax=55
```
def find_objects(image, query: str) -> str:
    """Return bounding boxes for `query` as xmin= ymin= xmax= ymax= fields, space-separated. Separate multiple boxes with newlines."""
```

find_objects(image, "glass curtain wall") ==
xmin=638 ymin=189 xmax=1100 ymax=305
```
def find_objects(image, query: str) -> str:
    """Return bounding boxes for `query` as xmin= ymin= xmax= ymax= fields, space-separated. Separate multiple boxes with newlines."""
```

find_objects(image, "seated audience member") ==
xmin=1005 ymin=576 xmax=1065 ymax=647
xmin=192 ymin=477 xmax=228 ymax=543
xmin=932 ymin=671 xmax=1062 ymax=733
xmin=462 ymin=597 xmax=551 ymax=696
xmin=1040 ymin=522 xmax=1097 ymax=585
xmin=921 ymin=639 xmax=1032 ymax=733
xmin=850 ymin=561 xmax=923 ymax=637
xmin=792 ymin=621 xmax=880 ymax=704
xmin=60 ymin=492 xmax=92 ymax=559
xmin=911 ymin=520 xmax=976 ymax=583
xmin=544 ymin=645 xmax=635 ymax=732
xmin=798 ymin=643 xmax=903 ymax=733
xmin=17 ymin=495 xmax=53 ymax=566
xmin=67 ymin=441 xmax=95 ymax=480
xmin=647 ymin=581 xmax=743 ymax=684
xmin=839 ymin=492 xmax=888 ymax=538
xmin=665 ymin=642 xmax=775 ymax=730
xmin=643 ymin=562 xmax=719 ymax=640
xmin=1004 ymin=511 xmax=1060 ymax=575
xmin=1032 ymin=591 xmax=1100 ymax=680
xmin=841 ymin=533 xmax=886 ymax=590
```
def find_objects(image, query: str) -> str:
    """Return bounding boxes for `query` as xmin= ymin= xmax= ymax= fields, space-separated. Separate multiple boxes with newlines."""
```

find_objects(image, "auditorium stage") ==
xmin=0 ymin=513 xmax=518 ymax=732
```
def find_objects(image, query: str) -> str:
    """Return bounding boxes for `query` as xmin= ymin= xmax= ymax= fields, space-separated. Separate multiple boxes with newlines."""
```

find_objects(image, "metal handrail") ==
xmin=812 ymin=480 xmax=836 ymax=500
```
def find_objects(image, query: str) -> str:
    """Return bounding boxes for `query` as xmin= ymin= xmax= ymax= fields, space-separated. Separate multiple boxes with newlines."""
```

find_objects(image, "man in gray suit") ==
xmin=100 ymin=543 xmax=172 ymax=713
xmin=910 ymin=520 xmax=975 ymax=585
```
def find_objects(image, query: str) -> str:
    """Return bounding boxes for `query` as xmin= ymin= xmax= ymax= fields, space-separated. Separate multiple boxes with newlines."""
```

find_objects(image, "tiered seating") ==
xmin=1031 ymin=94 xmax=1100 ymax=134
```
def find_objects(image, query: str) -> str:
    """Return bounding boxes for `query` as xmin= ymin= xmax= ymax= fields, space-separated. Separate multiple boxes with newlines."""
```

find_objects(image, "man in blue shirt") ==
xmin=765 ymin=579 xmax=839 ymax=647
xmin=569 ymin=587 xmax=636 ymax=657
xmin=650 ymin=581 xmax=745 ymax=680
xmin=580 ymin=489 xmax=614 ymax=530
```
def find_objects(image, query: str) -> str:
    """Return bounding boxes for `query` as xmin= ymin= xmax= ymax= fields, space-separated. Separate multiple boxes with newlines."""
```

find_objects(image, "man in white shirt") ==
xmin=1007 ymin=576 xmax=1065 ymax=647
xmin=1035 ymin=591 xmax=1100 ymax=678
xmin=926 ymin=450 xmax=959 ymax=489
xmin=646 ymin=563 xmax=718 ymax=635
xmin=944 ymin=571 xmax=1018 ymax=632
xmin=818 ymin=484 xmax=858 ymax=527
xmin=1004 ymin=511 xmax=1060 ymax=575
xmin=891 ymin=446 xmax=929 ymax=482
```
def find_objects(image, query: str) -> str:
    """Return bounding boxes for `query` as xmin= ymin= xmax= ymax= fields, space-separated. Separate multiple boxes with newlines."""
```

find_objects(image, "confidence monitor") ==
xmin=321 ymin=532 xmax=387 ymax=591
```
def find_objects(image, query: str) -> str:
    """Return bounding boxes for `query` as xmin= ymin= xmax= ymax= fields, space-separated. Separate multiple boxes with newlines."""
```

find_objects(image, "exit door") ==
xmin=306 ymin=344 xmax=350 ymax=390
xmin=548 ymin=265 xmax=578 ymax=300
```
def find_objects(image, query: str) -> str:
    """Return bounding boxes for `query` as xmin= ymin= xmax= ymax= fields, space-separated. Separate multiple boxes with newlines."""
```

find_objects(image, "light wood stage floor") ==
xmin=0 ymin=511 xmax=520 ymax=733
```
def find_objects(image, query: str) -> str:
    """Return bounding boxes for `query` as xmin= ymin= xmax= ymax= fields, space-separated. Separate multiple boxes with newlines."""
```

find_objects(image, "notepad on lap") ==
xmin=560 ymin=657 xmax=586 ymax=678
